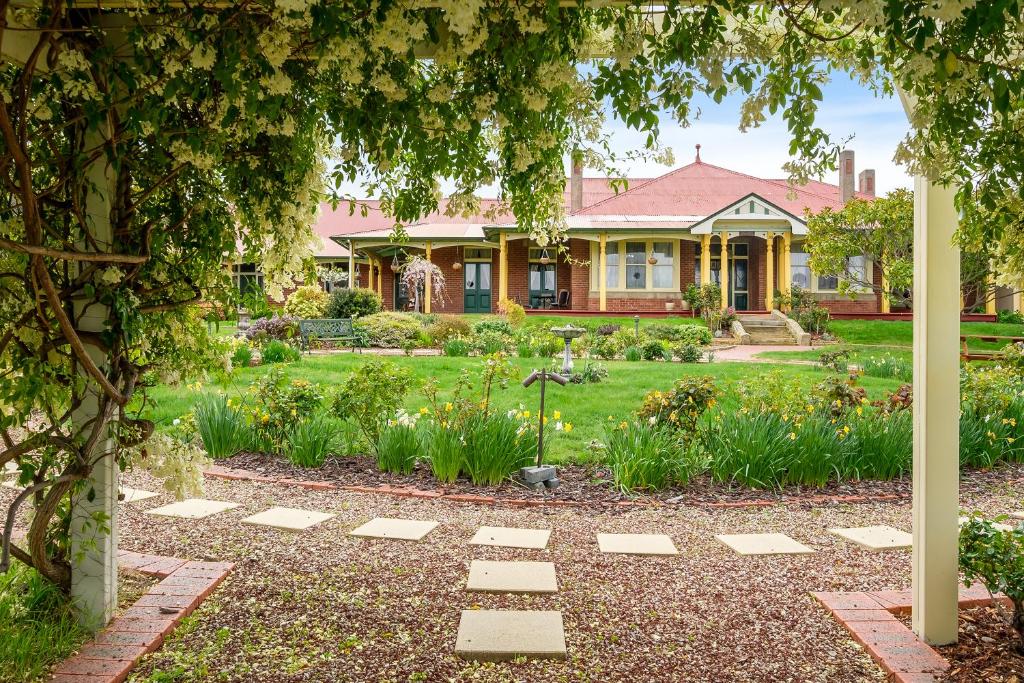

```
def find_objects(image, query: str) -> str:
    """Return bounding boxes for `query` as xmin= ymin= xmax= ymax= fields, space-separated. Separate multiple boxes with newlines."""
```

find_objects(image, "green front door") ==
xmin=464 ymin=262 xmax=492 ymax=313
xmin=529 ymin=263 xmax=556 ymax=308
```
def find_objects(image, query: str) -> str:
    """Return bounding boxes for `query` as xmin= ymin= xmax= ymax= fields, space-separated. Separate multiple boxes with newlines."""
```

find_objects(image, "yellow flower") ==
xmin=553 ymin=410 xmax=561 ymax=420
xmin=607 ymin=415 xmax=614 ymax=421
xmin=806 ymin=405 xmax=814 ymax=413
xmin=419 ymin=407 xmax=429 ymax=415
xmin=860 ymin=397 xmax=869 ymax=404
xmin=444 ymin=402 xmax=453 ymax=412
xmin=708 ymin=399 xmax=716 ymax=408
xmin=523 ymin=410 xmax=531 ymax=419
xmin=291 ymin=408 xmax=297 ymax=417
xmin=856 ymin=406 xmax=863 ymax=416
xmin=543 ymin=416 xmax=548 ymax=425
xmin=619 ymin=421 xmax=628 ymax=431
xmin=788 ymin=432 xmax=796 ymax=440
xmin=843 ymin=425 xmax=851 ymax=434
xmin=261 ymin=414 xmax=270 ymax=424
xmin=226 ymin=398 xmax=233 ymax=407
xmin=564 ymin=423 xmax=573 ymax=433
xmin=669 ymin=411 xmax=678 ymax=422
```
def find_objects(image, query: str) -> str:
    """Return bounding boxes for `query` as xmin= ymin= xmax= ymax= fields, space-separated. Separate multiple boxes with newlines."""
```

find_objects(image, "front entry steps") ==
xmin=735 ymin=314 xmax=800 ymax=345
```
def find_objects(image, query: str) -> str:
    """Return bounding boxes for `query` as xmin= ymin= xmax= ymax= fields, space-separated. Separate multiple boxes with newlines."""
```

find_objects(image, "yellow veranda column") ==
xmin=368 ymin=259 xmax=376 ymax=294
xmin=599 ymin=233 xmax=608 ymax=312
xmin=764 ymin=233 xmax=775 ymax=311
xmin=499 ymin=232 xmax=508 ymax=302
xmin=781 ymin=233 xmax=792 ymax=294
xmin=424 ymin=242 xmax=432 ymax=314
xmin=700 ymin=234 xmax=711 ymax=286
xmin=880 ymin=251 xmax=891 ymax=314
xmin=377 ymin=258 xmax=382 ymax=294
xmin=719 ymin=232 xmax=729 ymax=310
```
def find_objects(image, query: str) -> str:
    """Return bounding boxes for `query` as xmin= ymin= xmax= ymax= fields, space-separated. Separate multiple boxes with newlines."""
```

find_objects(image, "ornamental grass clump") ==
xmin=376 ymin=411 xmax=420 ymax=474
xmin=846 ymin=410 xmax=913 ymax=480
xmin=861 ymin=354 xmax=913 ymax=382
xmin=193 ymin=393 xmax=249 ymax=458
xmin=424 ymin=423 xmax=464 ymax=483
xmin=461 ymin=412 xmax=535 ymax=485
xmin=285 ymin=413 xmax=340 ymax=468
xmin=603 ymin=421 xmax=691 ymax=493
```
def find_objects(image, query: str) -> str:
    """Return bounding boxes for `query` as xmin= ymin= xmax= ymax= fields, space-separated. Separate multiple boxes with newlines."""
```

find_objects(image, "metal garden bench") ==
xmin=299 ymin=318 xmax=359 ymax=353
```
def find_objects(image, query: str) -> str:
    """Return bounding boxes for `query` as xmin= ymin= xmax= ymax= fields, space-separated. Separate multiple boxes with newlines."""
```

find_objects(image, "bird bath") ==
xmin=550 ymin=325 xmax=586 ymax=375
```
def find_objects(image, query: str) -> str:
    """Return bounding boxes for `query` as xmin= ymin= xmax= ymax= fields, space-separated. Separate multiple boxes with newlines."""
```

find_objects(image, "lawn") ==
xmin=143 ymin=354 xmax=905 ymax=464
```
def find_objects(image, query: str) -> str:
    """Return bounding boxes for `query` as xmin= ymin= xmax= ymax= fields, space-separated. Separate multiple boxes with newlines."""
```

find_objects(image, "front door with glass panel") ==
xmin=529 ymin=264 xmax=556 ymax=307
xmin=464 ymin=262 xmax=492 ymax=313
xmin=730 ymin=244 xmax=749 ymax=310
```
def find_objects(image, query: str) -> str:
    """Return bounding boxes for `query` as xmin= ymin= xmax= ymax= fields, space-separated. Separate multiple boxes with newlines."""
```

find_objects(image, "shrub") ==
xmin=231 ymin=342 xmax=254 ymax=368
xmin=249 ymin=369 xmax=324 ymax=450
xmin=473 ymin=318 xmax=515 ymax=336
xmin=376 ymin=412 xmax=420 ymax=474
xmin=874 ymin=383 xmax=913 ymax=414
xmin=861 ymin=354 xmax=913 ymax=382
xmin=640 ymin=339 xmax=669 ymax=361
xmin=996 ymin=309 xmax=1024 ymax=325
xmin=532 ymin=333 xmax=564 ymax=358
xmin=461 ymin=412 xmax=536 ymax=485
xmin=193 ymin=393 xmax=249 ymax=458
xmin=325 ymin=287 xmax=382 ymax=319
xmin=672 ymin=343 xmax=702 ymax=363
xmin=638 ymin=376 xmax=719 ymax=433
xmin=817 ymin=349 xmax=851 ymax=373
xmin=812 ymin=376 xmax=867 ymax=416
xmin=612 ymin=328 xmax=646 ymax=349
xmin=645 ymin=323 xmax=691 ymax=342
xmin=426 ymin=315 xmax=471 ymax=345
xmin=596 ymin=324 xmax=620 ymax=336
xmin=285 ymin=413 xmax=339 ymax=467
xmin=603 ymin=421 xmax=690 ymax=492
xmin=284 ymin=285 xmax=329 ymax=319
xmin=623 ymin=345 xmax=642 ymax=361
xmin=333 ymin=360 xmax=415 ymax=448
xmin=516 ymin=339 xmax=535 ymax=358
xmin=472 ymin=329 xmax=513 ymax=355
xmin=261 ymin=339 xmax=300 ymax=363
xmin=590 ymin=334 xmax=623 ymax=360
xmin=736 ymin=370 xmax=808 ymax=417
xmin=569 ymin=360 xmax=608 ymax=384
xmin=245 ymin=314 xmax=299 ymax=345
xmin=498 ymin=298 xmax=526 ymax=327
xmin=998 ymin=342 xmax=1024 ymax=371
xmin=354 ymin=312 xmax=422 ymax=348
xmin=442 ymin=336 xmax=471 ymax=357
xmin=959 ymin=515 xmax=1024 ymax=649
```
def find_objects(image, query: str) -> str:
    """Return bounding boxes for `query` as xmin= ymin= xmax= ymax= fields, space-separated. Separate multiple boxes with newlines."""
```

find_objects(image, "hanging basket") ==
xmin=539 ymin=256 xmax=551 ymax=265
xmin=390 ymin=261 xmax=401 ymax=273
xmin=647 ymin=255 xmax=659 ymax=265
xmin=452 ymin=262 xmax=463 ymax=271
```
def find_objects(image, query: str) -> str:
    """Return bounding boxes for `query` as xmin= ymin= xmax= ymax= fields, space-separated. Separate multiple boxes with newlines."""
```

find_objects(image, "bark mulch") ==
xmin=936 ymin=606 xmax=1024 ymax=682
xmin=220 ymin=451 xmax=1024 ymax=508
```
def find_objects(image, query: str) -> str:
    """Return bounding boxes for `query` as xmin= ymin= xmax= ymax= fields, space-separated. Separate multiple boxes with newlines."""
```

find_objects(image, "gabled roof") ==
xmin=576 ymin=160 xmax=857 ymax=218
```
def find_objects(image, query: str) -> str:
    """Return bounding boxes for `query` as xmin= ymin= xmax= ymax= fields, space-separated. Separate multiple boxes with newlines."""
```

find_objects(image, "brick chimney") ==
xmin=838 ymin=149 xmax=855 ymax=204
xmin=858 ymin=169 xmax=876 ymax=198
xmin=570 ymin=150 xmax=583 ymax=213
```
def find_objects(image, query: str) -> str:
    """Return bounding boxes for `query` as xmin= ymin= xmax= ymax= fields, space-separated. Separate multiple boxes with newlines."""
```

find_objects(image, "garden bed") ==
xmin=219 ymin=451 xmax=1024 ymax=509
xmin=901 ymin=605 xmax=1024 ymax=682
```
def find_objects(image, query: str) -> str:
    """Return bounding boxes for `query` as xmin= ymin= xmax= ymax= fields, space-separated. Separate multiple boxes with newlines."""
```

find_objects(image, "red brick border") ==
xmin=813 ymin=586 xmax=1012 ymax=682
xmin=203 ymin=464 xmax=910 ymax=510
xmin=51 ymin=551 xmax=233 ymax=682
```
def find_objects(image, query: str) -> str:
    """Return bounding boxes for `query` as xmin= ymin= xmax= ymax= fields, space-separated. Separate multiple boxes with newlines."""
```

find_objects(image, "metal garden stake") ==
xmin=521 ymin=368 xmax=566 ymax=468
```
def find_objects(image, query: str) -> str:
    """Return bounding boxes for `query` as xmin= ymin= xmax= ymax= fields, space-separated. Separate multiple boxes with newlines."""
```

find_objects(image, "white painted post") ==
xmin=911 ymin=177 xmax=960 ymax=645
xmin=70 ymin=122 xmax=119 ymax=631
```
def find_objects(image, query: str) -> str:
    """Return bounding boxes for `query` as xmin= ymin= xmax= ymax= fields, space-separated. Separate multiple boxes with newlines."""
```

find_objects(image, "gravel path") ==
xmin=3 ymin=470 xmax=1020 ymax=682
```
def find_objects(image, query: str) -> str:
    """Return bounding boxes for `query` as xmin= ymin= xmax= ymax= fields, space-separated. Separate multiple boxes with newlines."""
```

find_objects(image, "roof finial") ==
xmin=695 ymin=143 xmax=702 ymax=163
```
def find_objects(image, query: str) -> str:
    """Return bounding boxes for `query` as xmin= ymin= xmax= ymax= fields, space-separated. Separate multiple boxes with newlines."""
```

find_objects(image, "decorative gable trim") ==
xmin=689 ymin=192 xmax=808 ymax=235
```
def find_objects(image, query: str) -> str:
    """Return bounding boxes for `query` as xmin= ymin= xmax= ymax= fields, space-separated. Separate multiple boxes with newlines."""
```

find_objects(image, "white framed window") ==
xmin=465 ymin=247 xmax=492 ymax=261
xmin=791 ymin=244 xmax=872 ymax=294
xmin=790 ymin=246 xmax=812 ymax=290
xmin=591 ymin=239 xmax=680 ymax=291
xmin=232 ymin=263 xmax=264 ymax=296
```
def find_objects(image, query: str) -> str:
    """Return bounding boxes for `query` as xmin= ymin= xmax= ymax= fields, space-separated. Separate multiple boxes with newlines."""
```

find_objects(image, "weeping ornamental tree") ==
xmin=1 ymin=0 xmax=1023 ymax=601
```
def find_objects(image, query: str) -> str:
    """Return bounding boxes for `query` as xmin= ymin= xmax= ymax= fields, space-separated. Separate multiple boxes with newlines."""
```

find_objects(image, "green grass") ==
xmin=0 ymin=562 xmax=90 ymax=683
xmin=143 ymin=355 xmax=904 ymax=464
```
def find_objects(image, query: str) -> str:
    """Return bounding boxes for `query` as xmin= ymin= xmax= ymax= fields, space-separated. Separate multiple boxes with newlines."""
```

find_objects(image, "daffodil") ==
xmin=553 ymin=410 xmax=561 ymax=420
xmin=419 ymin=406 xmax=429 ymax=415
xmin=444 ymin=402 xmax=453 ymax=412
xmin=788 ymin=432 xmax=796 ymax=440
xmin=564 ymin=422 xmax=573 ymax=433
xmin=523 ymin=410 xmax=531 ymax=419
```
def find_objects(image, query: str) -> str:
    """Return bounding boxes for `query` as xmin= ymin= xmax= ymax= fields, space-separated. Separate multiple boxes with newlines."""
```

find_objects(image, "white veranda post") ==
xmin=70 ymin=119 xmax=119 ymax=630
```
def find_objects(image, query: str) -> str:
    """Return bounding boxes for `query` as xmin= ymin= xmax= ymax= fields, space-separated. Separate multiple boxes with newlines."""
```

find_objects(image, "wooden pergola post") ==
xmin=764 ymin=233 xmax=775 ymax=311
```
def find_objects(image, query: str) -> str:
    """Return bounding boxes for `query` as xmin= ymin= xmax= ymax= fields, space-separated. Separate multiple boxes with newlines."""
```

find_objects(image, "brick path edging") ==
xmin=813 ymin=585 xmax=1013 ymax=682
xmin=203 ymin=464 xmax=909 ymax=510
xmin=51 ymin=551 xmax=233 ymax=682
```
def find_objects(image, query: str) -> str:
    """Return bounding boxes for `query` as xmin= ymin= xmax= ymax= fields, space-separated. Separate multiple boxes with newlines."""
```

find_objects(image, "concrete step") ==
xmin=741 ymin=321 xmax=787 ymax=328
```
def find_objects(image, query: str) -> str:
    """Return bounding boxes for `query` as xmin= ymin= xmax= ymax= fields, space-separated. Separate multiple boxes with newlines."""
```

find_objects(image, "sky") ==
xmin=336 ymin=70 xmax=913 ymax=198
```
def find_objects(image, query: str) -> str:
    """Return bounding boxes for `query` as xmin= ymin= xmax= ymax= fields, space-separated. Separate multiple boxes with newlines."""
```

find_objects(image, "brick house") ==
xmin=316 ymin=149 xmax=1019 ymax=316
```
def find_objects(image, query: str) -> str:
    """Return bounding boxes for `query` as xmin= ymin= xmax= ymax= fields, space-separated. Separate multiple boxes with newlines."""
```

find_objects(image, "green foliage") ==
xmin=672 ymin=343 xmax=703 ymax=363
xmin=736 ymin=370 xmax=811 ymax=417
xmin=640 ymin=339 xmax=669 ymax=361
xmin=532 ymin=333 xmax=564 ymax=358
xmin=333 ymin=360 xmax=415 ymax=450
xmin=847 ymin=410 xmax=914 ymax=480
xmin=193 ymin=394 xmax=248 ymax=458
xmin=775 ymin=286 xmax=831 ymax=335
xmin=997 ymin=310 xmax=1024 ymax=325
xmin=498 ymin=298 xmax=526 ymax=327
xmin=569 ymin=361 xmax=608 ymax=384
xmin=688 ymin=284 xmax=724 ymax=331
xmin=423 ymin=423 xmax=464 ymax=484
xmin=816 ymin=349 xmax=850 ymax=373
xmin=516 ymin=339 xmax=535 ymax=358
xmin=442 ymin=337 xmax=471 ymax=357
xmin=472 ymin=329 xmax=514 ymax=355
xmin=460 ymin=412 xmax=536 ymax=486
xmin=353 ymin=312 xmax=422 ymax=348
xmin=590 ymin=334 xmax=623 ymax=360
xmin=249 ymin=369 xmax=324 ymax=451
xmin=325 ymin=288 xmax=382 ymax=320
xmin=473 ymin=319 xmax=515 ymax=336
xmin=861 ymin=354 xmax=913 ymax=382
xmin=230 ymin=342 xmax=255 ymax=369
xmin=805 ymin=189 xmax=913 ymax=306
xmin=239 ymin=289 xmax=274 ymax=321
xmin=959 ymin=516 xmax=1024 ymax=648
xmin=603 ymin=422 xmax=693 ymax=493
xmin=637 ymin=376 xmax=719 ymax=434
xmin=284 ymin=285 xmax=330 ymax=319
xmin=0 ymin=562 xmax=88 ymax=682
xmin=376 ymin=416 xmax=420 ymax=474
xmin=811 ymin=376 xmax=867 ymax=416
xmin=285 ymin=413 xmax=340 ymax=468
xmin=623 ymin=345 xmax=643 ymax=362
xmin=425 ymin=315 xmax=472 ymax=345
xmin=998 ymin=342 xmax=1024 ymax=371
xmin=261 ymin=339 xmax=300 ymax=364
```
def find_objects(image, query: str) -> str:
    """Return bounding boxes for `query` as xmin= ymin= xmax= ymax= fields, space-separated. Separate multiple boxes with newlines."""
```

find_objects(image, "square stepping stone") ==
xmin=1011 ymin=511 xmax=1024 ymax=520
xmin=597 ymin=533 xmax=678 ymax=556
xmin=145 ymin=499 xmax=240 ymax=519
xmin=120 ymin=487 xmax=159 ymax=503
xmin=716 ymin=533 xmax=814 ymax=556
xmin=470 ymin=526 xmax=550 ymax=550
xmin=466 ymin=560 xmax=558 ymax=594
xmin=349 ymin=517 xmax=437 ymax=541
xmin=455 ymin=610 xmax=566 ymax=661
xmin=830 ymin=525 xmax=912 ymax=551
xmin=241 ymin=507 xmax=335 ymax=531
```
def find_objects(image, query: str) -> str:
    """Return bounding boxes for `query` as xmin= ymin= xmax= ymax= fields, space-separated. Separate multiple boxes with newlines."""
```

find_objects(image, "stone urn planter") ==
xmin=237 ymin=308 xmax=252 ymax=331
xmin=550 ymin=325 xmax=586 ymax=375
